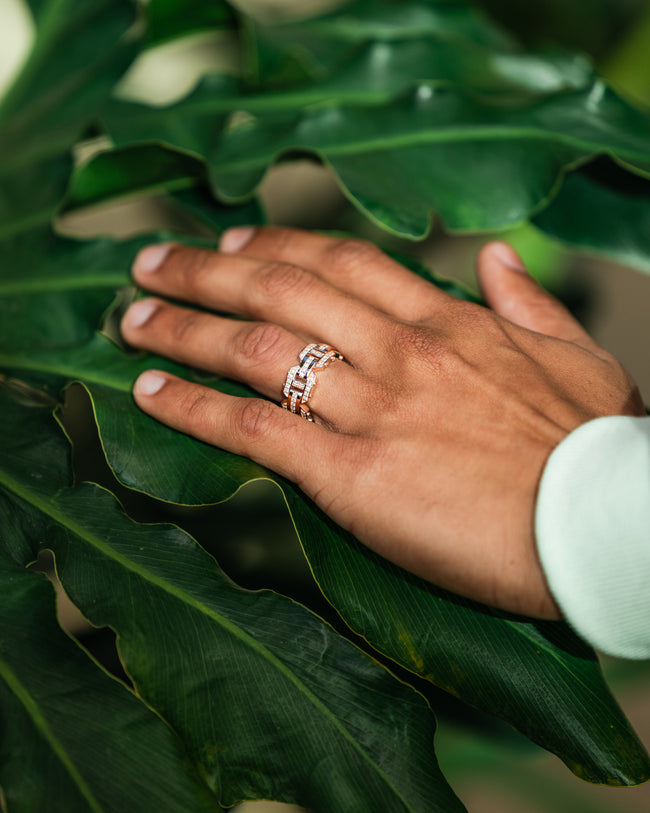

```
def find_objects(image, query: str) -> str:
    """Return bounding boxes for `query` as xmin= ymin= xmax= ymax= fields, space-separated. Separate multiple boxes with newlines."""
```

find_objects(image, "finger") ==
xmin=476 ymin=242 xmax=603 ymax=354
xmin=132 ymin=370 xmax=335 ymax=487
xmin=219 ymin=226 xmax=451 ymax=321
xmin=121 ymin=298 xmax=364 ymax=428
xmin=131 ymin=243 xmax=394 ymax=367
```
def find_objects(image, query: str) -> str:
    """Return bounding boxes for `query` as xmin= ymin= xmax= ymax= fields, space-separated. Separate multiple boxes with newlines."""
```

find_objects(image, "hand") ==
xmin=120 ymin=228 xmax=644 ymax=618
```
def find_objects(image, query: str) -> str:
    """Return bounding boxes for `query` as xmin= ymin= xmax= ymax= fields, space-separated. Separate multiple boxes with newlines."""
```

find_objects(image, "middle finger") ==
xmin=132 ymin=244 xmax=394 ymax=368
xmin=121 ymin=297 xmax=365 ymax=428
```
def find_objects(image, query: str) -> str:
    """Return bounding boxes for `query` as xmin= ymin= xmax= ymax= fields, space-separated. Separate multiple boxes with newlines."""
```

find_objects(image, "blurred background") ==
xmin=3 ymin=0 xmax=650 ymax=811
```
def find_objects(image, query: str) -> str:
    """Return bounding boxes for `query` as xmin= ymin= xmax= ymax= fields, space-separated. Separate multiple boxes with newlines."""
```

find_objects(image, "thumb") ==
xmin=476 ymin=241 xmax=599 ymax=352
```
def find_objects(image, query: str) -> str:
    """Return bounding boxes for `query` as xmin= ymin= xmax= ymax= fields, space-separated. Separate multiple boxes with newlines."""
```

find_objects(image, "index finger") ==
xmin=220 ymin=226 xmax=454 ymax=322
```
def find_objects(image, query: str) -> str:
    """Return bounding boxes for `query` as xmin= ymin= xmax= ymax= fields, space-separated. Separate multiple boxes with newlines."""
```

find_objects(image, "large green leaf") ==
xmin=0 ymin=0 xmax=138 ymax=239
xmin=246 ymin=0 xmax=592 ymax=93
xmin=205 ymin=80 xmax=650 ymax=237
xmin=0 ymin=548 xmax=217 ymax=813
xmin=104 ymin=63 xmax=650 ymax=238
xmin=0 ymin=229 xmax=142 ymax=352
xmin=1 ymin=239 xmax=647 ymax=785
xmin=65 ymin=145 xmax=266 ymax=232
xmin=533 ymin=158 xmax=650 ymax=274
xmin=0 ymin=385 xmax=465 ymax=813
xmin=145 ymin=0 xmax=236 ymax=47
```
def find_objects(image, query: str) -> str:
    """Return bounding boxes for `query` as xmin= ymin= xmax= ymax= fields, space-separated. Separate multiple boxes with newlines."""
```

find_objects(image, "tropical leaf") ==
xmin=104 ymin=49 xmax=650 ymax=239
xmin=205 ymin=80 xmax=650 ymax=237
xmin=65 ymin=145 xmax=266 ymax=232
xmin=246 ymin=0 xmax=592 ymax=93
xmin=0 ymin=385 xmax=465 ymax=813
xmin=0 ymin=230 xmax=141 ymax=351
xmin=0 ymin=548 xmax=218 ymax=813
xmin=145 ymin=0 xmax=236 ymax=47
xmin=0 ymin=0 xmax=138 ymax=239
xmin=533 ymin=158 xmax=650 ymax=274
xmin=0 ymin=233 xmax=647 ymax=786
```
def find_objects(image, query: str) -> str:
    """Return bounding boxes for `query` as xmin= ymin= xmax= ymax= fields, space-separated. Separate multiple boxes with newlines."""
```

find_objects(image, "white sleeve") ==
xmin=535 ymin=415 xmax=650 ymax=659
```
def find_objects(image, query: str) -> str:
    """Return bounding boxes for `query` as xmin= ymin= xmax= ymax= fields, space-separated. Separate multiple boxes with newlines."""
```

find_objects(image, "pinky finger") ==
xmin=133 ymin=370 xmax=333 ymax=486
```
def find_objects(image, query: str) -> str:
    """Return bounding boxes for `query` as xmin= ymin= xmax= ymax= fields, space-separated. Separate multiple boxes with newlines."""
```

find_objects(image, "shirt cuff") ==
xmin=535 ymin=415 xmax=650 ymax=659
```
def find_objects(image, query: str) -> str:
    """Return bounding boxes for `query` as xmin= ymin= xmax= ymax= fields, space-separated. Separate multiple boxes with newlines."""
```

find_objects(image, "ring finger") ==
xmin=121 ymin=297 xmax=364 ymax=429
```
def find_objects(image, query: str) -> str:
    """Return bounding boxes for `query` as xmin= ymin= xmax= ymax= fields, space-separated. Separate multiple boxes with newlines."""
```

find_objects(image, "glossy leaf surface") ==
xmin=105 ymin=69 xmax=650 ymax=238
xmin=0 ymin=549 xmax=216 ymax=813
xmin=206 ymin=81 xmax=650 ymax=236
xmin=0 ymin=386 xmax=465 ymax=813
xmin=66 ymin=146 xmax=265 ymax=232
xmin=247 ymin=0 xmax=592 ymax=93
xmin=100 ymin=0 xmax=650 ymax=241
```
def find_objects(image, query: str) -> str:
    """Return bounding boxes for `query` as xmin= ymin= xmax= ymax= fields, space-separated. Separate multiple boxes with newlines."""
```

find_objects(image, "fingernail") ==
xmin=124 ymin=299 xmax=159 ymax=329
xmin=220 ymin=227 xmax=255 ymax=254
xmin=133 ymin=243 xmax=173 ymax=275
xmin=490 ymin=242 xmax=527 ymax=273
xmin=134 ymin=371 xmax=167 ymax=396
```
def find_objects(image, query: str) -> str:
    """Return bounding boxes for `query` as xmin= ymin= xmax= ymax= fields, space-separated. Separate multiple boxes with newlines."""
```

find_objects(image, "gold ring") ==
xmin=281 ymin=343 xmax=344 ymax=421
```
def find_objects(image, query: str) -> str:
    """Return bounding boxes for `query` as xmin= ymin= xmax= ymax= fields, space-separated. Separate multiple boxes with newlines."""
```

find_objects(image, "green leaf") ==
xmin=284 ymin=492 xmax=650 ymax=787
xmin=206 ymin=81 xmax=650 ymax=237
xmin=1 ymin=305 xmax=647 ymax=785
xmin=65 ymin=145 xmax=266 ymax=232
xmin=0 ymin=551 xmax=217 ymax=812
xmin=0 ymin=230 xmax=143 ymax=352
xmin=145 ymin=0 xmax=236 ymax=47
xmin=105 ymin=69 xmax=650 ymax=238
xmin=247 ymin=0 xmax=592 ymax=93
xmin=66 ymin=145 xmax=207 ymax=211
xmin=0 ymin=385 xmax=465 ymax=813
xmin=533 ymin=158 xmax=650 ymax=274
xmin=0 ymin=0 xmax=138 ymax=238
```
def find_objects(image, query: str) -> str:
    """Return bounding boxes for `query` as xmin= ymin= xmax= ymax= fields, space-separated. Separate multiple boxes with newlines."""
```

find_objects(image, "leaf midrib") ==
xmin=0 ymin=471 xmax=419 ymax=813
xmin=0 ymin=655 xmax=104 ymax=813
xmin=0 ymin=353 xmax=131 ymax=393
xmin=213 ymin=123 xmax=650 ymax=171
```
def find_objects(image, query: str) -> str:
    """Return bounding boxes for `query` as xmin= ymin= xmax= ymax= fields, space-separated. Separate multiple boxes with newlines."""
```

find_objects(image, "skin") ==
xmin=120 ymin=227 xmax=645 ymax=619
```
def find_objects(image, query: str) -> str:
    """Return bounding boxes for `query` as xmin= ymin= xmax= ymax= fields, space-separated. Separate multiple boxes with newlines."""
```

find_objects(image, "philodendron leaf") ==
xmin=0 ymin=551 xmax=218 ymax=813
xmin=0 ymin=0 xmax=138 ymax=239
xmin=205 ymin=80 xmax=650 ymax=238
xmin=533 ymin=158 xmax=650 ymax=274
xmin=104 ymin=69 xmax=650 ymax=239
xmin=2 ymin=332 xmax=649 ymax=783
xmin=0 ymin=229 xmax=151 ymax=353
xmin=247 ymin=0 xmax=592 ymax=93
xmin=0 ymin=386 xmax=466 ymax=813
xmin=145 ymin=0 xmax=236 ymax=47
xmin=65 ymin=146 xmax=266 ymax=232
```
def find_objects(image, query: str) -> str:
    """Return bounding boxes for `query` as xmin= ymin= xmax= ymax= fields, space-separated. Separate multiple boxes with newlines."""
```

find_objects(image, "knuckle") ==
xmin=170 ymin=310 xmax=201 ymax=343
xmin=182 ymin=392 xmax=211 ymax=427
xmin=178 ymin=249 xmax=213 ymax=293
xmin=255 ymin=261 xmax=312 ymax=302
xmin=327 ymin=238 xmax=381 ymax=273
xmin=235 ymin=322 xmax=287 ymax=366
xmin=233 ymin=398 xmax=277 ymax=442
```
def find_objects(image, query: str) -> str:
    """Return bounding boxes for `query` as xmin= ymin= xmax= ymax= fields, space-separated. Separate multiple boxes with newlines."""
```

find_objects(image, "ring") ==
xmin=282 ymin=343 xmax=344 ymax=421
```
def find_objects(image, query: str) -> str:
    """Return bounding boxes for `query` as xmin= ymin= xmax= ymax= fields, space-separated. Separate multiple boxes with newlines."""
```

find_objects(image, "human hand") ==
xmin=120 ymin=228 xmax=644 ymax=618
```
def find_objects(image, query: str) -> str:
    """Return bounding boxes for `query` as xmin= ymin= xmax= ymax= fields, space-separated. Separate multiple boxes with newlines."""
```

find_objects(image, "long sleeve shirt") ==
xmin=536 ymin=415 xmax=650 ymax=659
